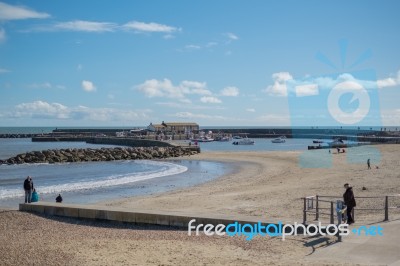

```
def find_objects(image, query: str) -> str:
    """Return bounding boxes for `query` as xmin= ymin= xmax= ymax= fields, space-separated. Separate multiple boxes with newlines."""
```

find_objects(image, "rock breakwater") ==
xmin=0 ymin=146 xmax=199 ymax=165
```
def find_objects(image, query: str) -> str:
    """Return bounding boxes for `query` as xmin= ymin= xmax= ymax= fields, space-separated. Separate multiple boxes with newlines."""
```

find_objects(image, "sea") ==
xmin=0 ymin=126 xmax=368 ymax=209
xmin=0 ymin=136 xmax=233 ymax=209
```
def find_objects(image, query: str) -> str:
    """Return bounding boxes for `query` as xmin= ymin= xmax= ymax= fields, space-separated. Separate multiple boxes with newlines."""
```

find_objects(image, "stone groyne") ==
xmin=0 ymin=133 xmax=38 ymax=138
xmin=0 ymin=146 xmax=199 ymax=165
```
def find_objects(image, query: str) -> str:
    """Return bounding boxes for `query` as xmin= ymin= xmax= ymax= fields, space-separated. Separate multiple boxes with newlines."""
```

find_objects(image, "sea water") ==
xmin=0 ymin=138 xmax=232 ymax=209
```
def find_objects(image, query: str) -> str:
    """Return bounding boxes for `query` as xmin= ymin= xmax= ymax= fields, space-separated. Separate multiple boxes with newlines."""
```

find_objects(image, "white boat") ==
xmin=271 ymin=136 xmax=286 ymax=143
xmin=233 ymin=136 xmax=243 ymax=139
xmin=217 ymin=136 xmax=231 ymax=142
xmin=191 ymin=137 xmax=214 ymax=142
xmin=232 ymin=137 xmax=255 ymax=145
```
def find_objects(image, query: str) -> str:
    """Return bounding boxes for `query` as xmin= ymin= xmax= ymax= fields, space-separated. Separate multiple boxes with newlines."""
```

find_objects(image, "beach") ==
xmin=103 ymin=144 xmax=400 ymax=223
xmin=1 ymin=144 xmax=400 ymax=265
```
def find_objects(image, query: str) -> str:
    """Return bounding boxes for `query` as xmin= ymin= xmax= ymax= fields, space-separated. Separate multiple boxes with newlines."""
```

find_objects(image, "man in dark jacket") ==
xmin=23 ymin=176 xmax=34 ymax=203
xmin=343 ymin=183 xmax=356 ymax=224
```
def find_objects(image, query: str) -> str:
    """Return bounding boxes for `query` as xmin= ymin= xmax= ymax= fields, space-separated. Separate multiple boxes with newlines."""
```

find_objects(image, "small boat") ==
xmin=233 ymin=136 xmax=243 ymax=139
xmin=217 ymin=136 xmax=231 ymax=142
xmin=313 ymin=139 xmax=324 ymax=143
xmin=232 ymin=137 xmax=255 ymax=145
xmin=271 ymin=136 xmax=286 ymax=143
xmin=190 ymin=137 xmax=214 ymax=142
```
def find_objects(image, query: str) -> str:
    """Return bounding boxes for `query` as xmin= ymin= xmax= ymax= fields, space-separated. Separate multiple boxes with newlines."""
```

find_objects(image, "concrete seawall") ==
xmin=86 ymin=137 xmax=174 ymax=147
xmin=19 ymin=202 xmax=285 ymax=230
xmin=32 ymin=136 xmax=175 ymax=147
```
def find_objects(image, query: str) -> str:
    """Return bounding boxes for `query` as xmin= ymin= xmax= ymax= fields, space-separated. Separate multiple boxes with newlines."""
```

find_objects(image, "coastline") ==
xmin=101 ymin=145 xmax=400 ymax=223
xmin=2 ymin=144 xmax=400 ymax=265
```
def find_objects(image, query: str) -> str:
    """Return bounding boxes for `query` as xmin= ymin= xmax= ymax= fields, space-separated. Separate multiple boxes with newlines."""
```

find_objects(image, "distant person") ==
xmin=367 ymin=158 xmax=371 ymax=169
xmin=343 ymin=183 xmax=356 ymax=224
xmin=56 ymin=194 xmax=63 ymax=203
xmin=31 ymin=188 xmax=39 ymax=202
xmin=336 ymin=147 xmax=340 ymax=153
xmin=328 ymin=149 xmax=331 ymax=154
xmin=23 ymin=176 xmax=34 ymax=203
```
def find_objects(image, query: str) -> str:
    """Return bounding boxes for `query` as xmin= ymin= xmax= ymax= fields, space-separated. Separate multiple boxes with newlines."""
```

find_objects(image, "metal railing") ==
xmin=302 ymin=195 xmax=400 ymax=225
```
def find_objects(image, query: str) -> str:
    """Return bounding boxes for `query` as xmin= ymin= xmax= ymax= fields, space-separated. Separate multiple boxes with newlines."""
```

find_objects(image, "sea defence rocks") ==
xmin=0 ymin=146 xmax=200 ymax=165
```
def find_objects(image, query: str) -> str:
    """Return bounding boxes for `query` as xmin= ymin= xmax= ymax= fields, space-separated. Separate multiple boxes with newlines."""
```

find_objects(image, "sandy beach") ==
xmin=1 ymin=144 xmax=399 ymax=265
xmin=103 ymin=145 xmax=400 ymax=223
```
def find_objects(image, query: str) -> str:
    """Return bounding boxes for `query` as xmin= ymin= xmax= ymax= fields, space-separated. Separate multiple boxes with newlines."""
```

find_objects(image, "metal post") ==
xmin=315 ymin=195 xmax=319 ymax=221
xmin=330 ymin=201 xmax=334 ymax=224
xmin=384 ymin=196 xmax=389 ymax=221
xmin=303 ymin=197 xmax=307 ymax=224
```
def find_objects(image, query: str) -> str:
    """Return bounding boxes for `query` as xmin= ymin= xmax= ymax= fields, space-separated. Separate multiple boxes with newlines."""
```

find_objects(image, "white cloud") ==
xmin=15 ymin=101 xmax=69 ymax=119
xmin=185 ymin=44 xmax=201 ymax=50
xmin=123 ymin=21 xmax=180 ymax=33
xmin=81 ymin=80 xmax=96 ymax=92
xmin=180 ymin=81 xmax=211 ymax=95
xmin=137 ymin=79 xmax=184 ymax=99
xmin=265 ymin=72 xmax=293 ymax=97
xmin=200 ymin=96 xmax=222 ymax=104
xmin=295 ymin=84 xmax=319 ymax=97
xmin=136 ymin=79 xmax=212 ymax=103
xmin=163 ymin=34 xmax=175 ymax=39
xmin=6 ymin=101 xmax=151 ymax=122
xmin=225 ymin=32 xmax=238 ymax=40
xmin=0 ymin=2 xmax=50 ymax=20
xmin=0 ymin=67 xmax=10 ymax=73
xmin=173 ymin=112 xmax=227 ymax=120
xmin=377 ymin=78 xmax=397 ymax=88
xmin=246 ymin=108 xmax=256 ymax=112
xmin=206 ymin=42 xmax=218 ymax=47
xmin=0 ymin=28 xmax=6 ymax=42
xmin=220 ymin=86 xmax=239 ymax=96
xmin=155 ymin=102 xmax=226 ymax=110
xmin=265 ymin=70 xmax=400 ymax=97
xmin=54 ymin=20 xmax=117 ymax=32
xmin=28 ymin=82 xmax=52 ymax=89
xmin=27 ymin=82 xmax=65 ymax=89
xmin=377 ymin=71 xmax=400 ymax=88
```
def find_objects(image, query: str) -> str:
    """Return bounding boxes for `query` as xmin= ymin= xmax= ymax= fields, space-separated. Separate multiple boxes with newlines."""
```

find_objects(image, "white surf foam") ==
xmin=0 ymin=161 xmax=187 ymax=199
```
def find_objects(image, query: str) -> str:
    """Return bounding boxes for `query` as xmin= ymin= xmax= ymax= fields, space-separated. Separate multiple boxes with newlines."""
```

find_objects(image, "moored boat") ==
xmin=232 ymin=137 xmax=254 ymax=145
xmin=271 ymin=136 xmax=286 ymax=143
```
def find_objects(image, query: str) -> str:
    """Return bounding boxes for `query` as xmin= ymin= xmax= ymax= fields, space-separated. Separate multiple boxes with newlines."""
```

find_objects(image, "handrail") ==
xmin=302 ymin=194 xmax=400 ymax=225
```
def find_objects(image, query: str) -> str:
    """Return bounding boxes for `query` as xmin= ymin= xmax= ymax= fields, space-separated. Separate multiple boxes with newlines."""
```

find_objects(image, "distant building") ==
xmin=147 ymin=121 xmax=199 ymax=134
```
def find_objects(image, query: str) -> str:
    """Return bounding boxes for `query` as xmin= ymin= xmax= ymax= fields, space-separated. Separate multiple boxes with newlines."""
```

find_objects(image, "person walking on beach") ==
xmin=23 ymin=176 xmax=34 ymax=203
xmin=367 ymin=158 xmax=371 ymax=169
xmin=343 ymin=183 xmax=356 ymax=224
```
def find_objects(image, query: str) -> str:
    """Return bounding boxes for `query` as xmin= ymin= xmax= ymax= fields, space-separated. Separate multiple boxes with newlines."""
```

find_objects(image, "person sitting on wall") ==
xmin=31 ymin=188 xmax=39 ymax=202
xmin=56 ymin=194 xmax=63 ymax=203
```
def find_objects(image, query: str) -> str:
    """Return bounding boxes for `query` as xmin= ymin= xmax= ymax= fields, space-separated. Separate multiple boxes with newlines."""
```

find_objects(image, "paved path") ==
xmin=308 ymin=220 xmax=400 ymax=265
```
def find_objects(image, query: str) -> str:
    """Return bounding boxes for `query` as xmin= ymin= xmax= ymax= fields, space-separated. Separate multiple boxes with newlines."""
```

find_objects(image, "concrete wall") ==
xmin=19 ymin=202 xmax=283 ymax=230
xmin=86 ymin=137 xmax=175 ymax=147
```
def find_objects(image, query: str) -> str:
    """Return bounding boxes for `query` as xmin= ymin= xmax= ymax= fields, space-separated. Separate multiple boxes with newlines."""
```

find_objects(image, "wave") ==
xmin=0 ymin=161 xmax=187 ymax=199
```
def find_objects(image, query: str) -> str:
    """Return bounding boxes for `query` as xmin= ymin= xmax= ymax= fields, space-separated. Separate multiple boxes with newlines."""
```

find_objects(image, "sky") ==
xmin=0 ymin=0 xmax=399 ymax=127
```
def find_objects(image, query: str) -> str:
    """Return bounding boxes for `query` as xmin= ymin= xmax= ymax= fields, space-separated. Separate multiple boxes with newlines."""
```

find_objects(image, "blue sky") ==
xmin=0 ymin=0 xmax=399 ymax=127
